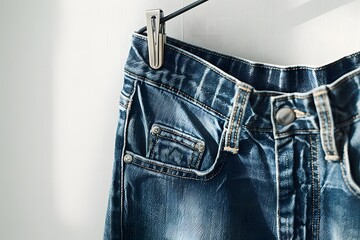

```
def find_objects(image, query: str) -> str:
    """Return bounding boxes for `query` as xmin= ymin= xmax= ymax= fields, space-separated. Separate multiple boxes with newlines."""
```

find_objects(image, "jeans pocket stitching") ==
xmin=340 ymin=137 xmax=360 ymax=199
xmin=126 ymin=149 xmax=226 ymax=181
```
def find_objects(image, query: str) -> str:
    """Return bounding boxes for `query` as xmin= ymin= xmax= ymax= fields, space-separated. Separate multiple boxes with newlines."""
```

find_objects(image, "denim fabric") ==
xmin=103 ymin=32 xmax=360 ymax=240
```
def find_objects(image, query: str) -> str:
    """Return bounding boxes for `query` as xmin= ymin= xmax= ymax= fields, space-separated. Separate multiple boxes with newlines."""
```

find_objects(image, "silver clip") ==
xmin=146 ymin=9 xmax=166 ymax=69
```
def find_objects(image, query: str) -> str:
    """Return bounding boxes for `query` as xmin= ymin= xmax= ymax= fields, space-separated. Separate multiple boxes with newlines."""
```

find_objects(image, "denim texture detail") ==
xmin=104 ymin=32 xmax=360 ymax=240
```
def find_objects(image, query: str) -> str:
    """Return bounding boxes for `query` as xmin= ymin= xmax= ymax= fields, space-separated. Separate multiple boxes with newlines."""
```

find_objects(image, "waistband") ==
xmin=124 ymin=32 xmax=360 ymax=160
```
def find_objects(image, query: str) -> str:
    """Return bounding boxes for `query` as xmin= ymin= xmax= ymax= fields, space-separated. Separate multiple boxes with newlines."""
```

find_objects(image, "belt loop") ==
xmin=224 ymin=83 xmax=251 ymax=154
xmin=313 ymin=86 xmax=340 ymax=161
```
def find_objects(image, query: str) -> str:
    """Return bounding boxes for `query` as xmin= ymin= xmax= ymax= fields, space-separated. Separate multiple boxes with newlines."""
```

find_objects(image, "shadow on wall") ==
xmin=0 ymin=0 xmax=107 ymax=239
xmin=0 ymin=0 xmax=57 ymax=239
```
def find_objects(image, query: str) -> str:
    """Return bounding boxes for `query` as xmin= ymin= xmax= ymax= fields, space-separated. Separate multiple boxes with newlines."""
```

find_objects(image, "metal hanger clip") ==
xmin=146 ymin=9 xmax=166 ymax=70
xmin=141 ymin=1 xmax=209 ymax=69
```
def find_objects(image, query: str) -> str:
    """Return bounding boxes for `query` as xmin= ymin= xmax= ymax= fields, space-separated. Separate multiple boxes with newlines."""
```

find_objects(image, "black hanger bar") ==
xmin=137 ymin=0 xmax=209 ymax=34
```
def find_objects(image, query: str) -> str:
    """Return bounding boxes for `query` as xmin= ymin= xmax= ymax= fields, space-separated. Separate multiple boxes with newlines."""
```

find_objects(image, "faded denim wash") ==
xmin=104 ymin=32 xmax=360 ymax=240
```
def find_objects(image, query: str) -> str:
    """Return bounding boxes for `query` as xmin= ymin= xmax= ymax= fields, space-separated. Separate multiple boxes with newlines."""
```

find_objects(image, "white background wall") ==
xmin=1 ymin=0 xmax=360 ymax=239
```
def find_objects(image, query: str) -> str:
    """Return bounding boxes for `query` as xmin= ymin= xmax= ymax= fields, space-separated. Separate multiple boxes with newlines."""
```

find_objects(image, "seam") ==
xmin=164 ymin=43 xmax=243 ymax=86
xmin=276 ymin=129 xmax=319 ymax=136
xmin=340 ymin=160 xmax=360 ymax=199
xmin=315 ymin=135 xmax=321 ymax=240
xmin=275 ymin=138 xmax=281 ymax=240
xmin=227 ymin=89 xmax=241 ymax=148
xmin=120 ymin=80 xmax=137 ymax=240
xmin=285 ymin=154 xmax=290 ymax=239
xmin=243 ymin=126 xmax=274 ymax=132
xmin=130 ymin=157 xmax=226 ymax=181
xmin=234 ymin=91 xmax=249 ymax=148
xmin=327 ymin=69 xmax=360 ymax=91
xmin=319 ymin=95 xmax=330 ymax=154
xmin=133 ymin=34 xmax=360 ymax=96
xmin=309 ymin=135 xmax=316 ymax=239
xmin=270 ymin=67 xmax=360 ymax=98
xmin=335 ymin=113 xmax=360 ymax=129
xmin=149 ymin=137 xmax=160 ymax=159
xmin=124 ymin=63 xmax=360 ymax=130
xmin=136 ymin=34 xmax=360 ymax=71
xmin=323 ymin=94 xmax=335 ymax=154
xmin=124 ymin=70 xmax=229 ymax=120
xmin=133 ymin=34 xmax=254 ymax=93
xmin=154 ymin=123 xmax=202 ymax=143
xmin=340 ymin=138 xmax=360 ymax=199
xmin=188 ymin=149 xmax=197 ymax=168
xmin=156 ymin=132 xmax=197 ymax=149
xmin=314 ymin=95 xmax=329 ymax=156
xmin=193 ymin=150 xmax=205 ymax=169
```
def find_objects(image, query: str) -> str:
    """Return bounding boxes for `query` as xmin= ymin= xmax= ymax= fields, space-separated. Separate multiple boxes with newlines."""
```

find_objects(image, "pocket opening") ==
xmin=341 ymin=135 xmax=360 ymax=198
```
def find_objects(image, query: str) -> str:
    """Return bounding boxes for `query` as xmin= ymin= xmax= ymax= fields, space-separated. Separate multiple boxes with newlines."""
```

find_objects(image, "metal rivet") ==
xmin=195 ymin=141 xmax=205 ymax=152
xmin=276 ymin=107 xmax=296 ymax=125
xmin=123 ymin=154 xmax=133 ymax=163
xmin=151 ymin=125 xmax=161 ymax=135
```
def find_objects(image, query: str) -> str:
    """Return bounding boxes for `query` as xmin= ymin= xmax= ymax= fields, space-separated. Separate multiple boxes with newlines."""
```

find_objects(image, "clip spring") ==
xmin=140 ymin=1 xmax=209 ymax=69
xmin=146 ymin=9 xmax=166 ymax=70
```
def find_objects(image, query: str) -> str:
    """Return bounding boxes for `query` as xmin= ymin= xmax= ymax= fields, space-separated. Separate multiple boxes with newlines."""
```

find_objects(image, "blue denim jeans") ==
xmin=103 ymin=32 xmax=360 ymax=240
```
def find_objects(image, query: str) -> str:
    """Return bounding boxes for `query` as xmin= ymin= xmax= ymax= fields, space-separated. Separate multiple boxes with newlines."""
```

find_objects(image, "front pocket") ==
xmin=340 ymin=120 xmax=360 ymax=199
xmin=147 ymin=123 xmax=206 ymax=170
xmin=123 ymin=77 xmax=228 ymax=180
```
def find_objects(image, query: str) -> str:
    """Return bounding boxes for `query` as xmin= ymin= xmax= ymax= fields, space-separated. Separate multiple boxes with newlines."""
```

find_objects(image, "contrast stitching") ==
xmin=335 ymin=114 xmax=360 ymax=128
xmin=189 ymin=149 xmax=197 ymax=168
xmin=227 ymin=89 xmax=242 ymax=148
xmin=125 ymin=48 xmax=360 ymax=132
xmin=243 ymin=126 xmax=274 ymax=132
xmin=124 ymin=60 xmax=360 ymax=128
xmin=234 ymin=91 xmax=249 ymax=148
xmin=315 ymin=95 xmax=330 ymax=155
xmin=124 ymin=70 xmax=229 ymax=120
xmin=273 ymin=95 xmax=314 ymax=101
xmin=148 ymin=35 xmax=360 ymax=71
xmin=120 ymin=80 xmax=137 ymax=240
xmin=149 ymin=138 xmax=160 ymax=159
xmin=275 ymin=140 xmax=281 ymax=240
xmin=313 ymin=90 xmax=328 ymax=97
xmin=323 ymin=94 xmax=335 ymax=154
xmin=328 ymin=69 xmax=360 ymax=90
xmin=130 ymin=157 xmax=226 ymax=181
xmin=154 ymin=124 xmax=201 ymax=144
xmin=315 ymin=135 xmax=321 ymax=240
xmin=339 ymin=139 xmax=360 ymax=199
xmin=133 ymin=34 xmax=360 ymax=95
xmin=340 ymin=160 xmax=360 ymax=199
xmin=340 ymin=162 xmax=360 ymax=198
xmin=276 ymin=129 xmax=319 ymax=136
xmin=262 ymin=70 xmax=360 ymax=98
xmin=193 ymin=150 xmax=205 ymax=169
xmin=309 ymin=135 xmax=315 ymax=238
xmin=165 ymin=44 xmax=239 ymax=85
xmin=321 ymin=94 xmax=331 ymax=153
xmin=155 ymin=134 xmax=196 ymax=150
xmin=133 ymin=35 xmax=255 ymax=91
xmin=285 ymin=154 xmax=290 ymax=239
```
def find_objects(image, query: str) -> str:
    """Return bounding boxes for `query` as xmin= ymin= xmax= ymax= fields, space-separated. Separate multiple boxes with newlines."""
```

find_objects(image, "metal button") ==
xmin=150 ymin=125 xmax=161 ymax=135
xmin=123 ymin=154 xmax=133 ymax=163
xmin=276 ymin=107 xmax=296 ymax=125
xmin=195 ymin=141 xmax=205 ymax=152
